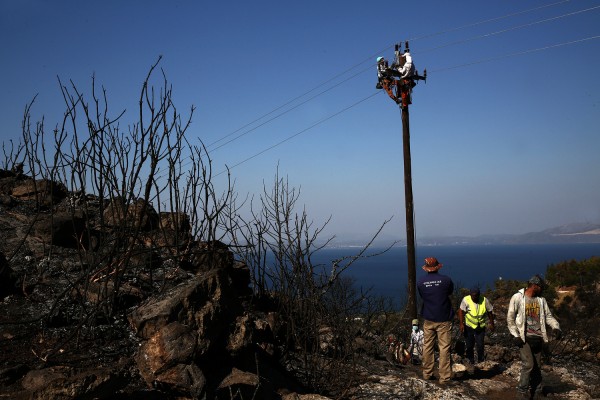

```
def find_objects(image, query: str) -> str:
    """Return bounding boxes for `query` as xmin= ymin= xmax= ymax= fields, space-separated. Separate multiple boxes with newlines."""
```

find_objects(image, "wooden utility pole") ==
xmin=377 ymin=41 xmax=425 ymax=320
xmin=401 ymin=104 xmax=417 ymax=320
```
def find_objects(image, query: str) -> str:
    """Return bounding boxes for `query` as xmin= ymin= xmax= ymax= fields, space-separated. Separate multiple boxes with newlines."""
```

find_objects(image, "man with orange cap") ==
xmin=417 ymin=257 xmax=455 ymax=385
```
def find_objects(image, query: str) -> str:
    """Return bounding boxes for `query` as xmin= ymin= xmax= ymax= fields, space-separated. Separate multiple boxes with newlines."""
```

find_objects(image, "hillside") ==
xmin=1 ymin=169 xmax=599 ymax=399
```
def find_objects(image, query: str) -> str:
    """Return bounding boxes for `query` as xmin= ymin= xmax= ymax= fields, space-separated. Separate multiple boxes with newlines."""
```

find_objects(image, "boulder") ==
xmin=103 ymin=198 xmax=159 ymax=231
xmin=216 ymin=368 xmax=264 ymax=400
xmin=128 ymin=268 xmax=236 ymax=342
xmin=184 ymin=240 xmax=234 ymax=273
xmin=153 ymin=363 xmax=206 ymax=398
xmin=32 ymin=211 xmax=87 ymax=248
xmin=20 ymin=365 xmax=130 ymax=399
xmin=11 ymin=178 xmax=67 ymax=207
xmin=159 ymin=211 xmax=191 ymax=234
xmin=135 ymin=322 xmax=199 ymax=387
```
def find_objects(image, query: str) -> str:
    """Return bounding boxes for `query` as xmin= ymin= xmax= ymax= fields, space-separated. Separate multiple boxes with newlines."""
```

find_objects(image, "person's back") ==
xmin=417 ymin=270 xmax=454 ymax=322
xmin=397 ymin=51 xmax=415 ymax=78
xmin=417 ymin=257 xmax=455 ymax=385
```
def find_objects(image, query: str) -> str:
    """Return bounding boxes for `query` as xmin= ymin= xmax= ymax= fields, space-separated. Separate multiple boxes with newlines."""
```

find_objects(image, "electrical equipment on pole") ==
xmin=375 ymin=41 xmax=426 ymax=109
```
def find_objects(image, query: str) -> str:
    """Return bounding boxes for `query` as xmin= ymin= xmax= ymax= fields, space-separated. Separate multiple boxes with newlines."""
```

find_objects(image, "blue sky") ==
xmin=1 ymin=0 xmax=599 ymax=241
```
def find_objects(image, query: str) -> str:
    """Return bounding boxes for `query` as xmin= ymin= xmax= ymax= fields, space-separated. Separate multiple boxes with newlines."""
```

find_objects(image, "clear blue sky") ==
xmin=1 ymin=0 xmax=599 ymax=241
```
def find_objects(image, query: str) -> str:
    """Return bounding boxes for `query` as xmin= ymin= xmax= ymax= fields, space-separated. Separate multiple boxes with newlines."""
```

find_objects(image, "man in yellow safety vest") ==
xmin=458 ymin=286 xmax=495 ymax=367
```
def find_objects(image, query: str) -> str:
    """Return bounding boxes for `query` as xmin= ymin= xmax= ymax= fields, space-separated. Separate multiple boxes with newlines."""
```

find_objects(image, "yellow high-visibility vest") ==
xmin=464 ymin=296 xmax=487 ymax=329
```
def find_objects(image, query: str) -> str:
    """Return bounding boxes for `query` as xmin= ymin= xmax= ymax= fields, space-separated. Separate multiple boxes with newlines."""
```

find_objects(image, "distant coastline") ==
xmin=326 ymin=222 xmax=600 ymax=248
xmin=309 ymin=243 xmax=599 ymax=305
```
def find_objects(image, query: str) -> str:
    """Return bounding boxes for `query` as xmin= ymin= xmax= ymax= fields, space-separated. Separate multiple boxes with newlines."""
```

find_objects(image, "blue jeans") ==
xmin=464 ymin=325 xmax=486 ymax=363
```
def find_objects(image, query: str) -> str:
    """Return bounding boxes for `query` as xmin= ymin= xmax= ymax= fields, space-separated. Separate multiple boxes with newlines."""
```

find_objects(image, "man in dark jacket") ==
xmin=417 ymin=257 xmax=455 ymax=384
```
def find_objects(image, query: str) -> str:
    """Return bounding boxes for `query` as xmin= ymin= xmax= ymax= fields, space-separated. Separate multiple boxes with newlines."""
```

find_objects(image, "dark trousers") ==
xmin=519 ymin=336 xmax=544 ymax=394
xmin=464 ymin=325 xmax=486 ymax=363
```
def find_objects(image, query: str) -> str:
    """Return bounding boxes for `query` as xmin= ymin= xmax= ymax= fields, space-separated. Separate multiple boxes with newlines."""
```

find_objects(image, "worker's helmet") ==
xmin=376 ymin=56 xmax=384 ymax=62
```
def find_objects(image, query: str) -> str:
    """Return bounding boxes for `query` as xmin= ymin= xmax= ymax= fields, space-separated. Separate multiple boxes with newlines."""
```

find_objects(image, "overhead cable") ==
xmin=208 ymin=2 xmax=596 ymax=154
xmin=214 ymin=91 xmax=382 ymax=177
xmin=430 ymin=35 xmax=600 ymax=73
xmin=216 ymin=34 xmax=599 ymax=175
xmin=209 ymin=64 xmax=373 ymax=153
xmin=417 ymin=5 xmax=600 ymax=54
xmin=407 ymin=0 xmax=574 ymax=42
xmin=207 ymin=52 xmax=390 ymax=150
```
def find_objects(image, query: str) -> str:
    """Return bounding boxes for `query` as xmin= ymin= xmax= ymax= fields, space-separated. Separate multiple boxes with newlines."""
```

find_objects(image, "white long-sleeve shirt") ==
xmin=397 ymin=52 xmax=415 ymax=78
xmin=506 ymin=288 xmax=560 ymax=343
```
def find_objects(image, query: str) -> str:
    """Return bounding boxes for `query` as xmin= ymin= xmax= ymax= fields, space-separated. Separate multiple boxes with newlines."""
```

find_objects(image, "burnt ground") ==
xmin=2 ymin=237 xmax=600 ymax=399
xmin=2 ymin=233 xmax=600 ymax=399
xmin=0 ymin=173 xmax=599 ymax=399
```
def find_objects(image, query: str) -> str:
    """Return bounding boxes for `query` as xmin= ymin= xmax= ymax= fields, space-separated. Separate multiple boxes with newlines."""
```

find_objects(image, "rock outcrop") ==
xmin=0 ymin=169 xmax=283 ymax=399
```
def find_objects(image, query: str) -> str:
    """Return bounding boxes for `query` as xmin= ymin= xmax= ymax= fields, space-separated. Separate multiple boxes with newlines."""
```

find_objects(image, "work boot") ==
xmin=438 ymin=379 xmax=458 ymax=387
xmin=515 ymin=389 xmax=530 ymax=400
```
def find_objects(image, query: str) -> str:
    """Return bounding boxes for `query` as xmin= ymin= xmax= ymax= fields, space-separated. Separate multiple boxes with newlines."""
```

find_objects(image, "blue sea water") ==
xmin=309 ymin=243 xmax=600 ymax=303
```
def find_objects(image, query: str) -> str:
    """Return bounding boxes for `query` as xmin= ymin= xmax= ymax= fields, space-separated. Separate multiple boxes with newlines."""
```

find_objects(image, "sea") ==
xmin=308 ymin=243 xmax=600 ymax=305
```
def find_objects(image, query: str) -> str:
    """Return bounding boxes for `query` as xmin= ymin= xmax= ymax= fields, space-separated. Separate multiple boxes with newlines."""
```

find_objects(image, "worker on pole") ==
xmin=375 ymin=41 xmax=426 ymax=320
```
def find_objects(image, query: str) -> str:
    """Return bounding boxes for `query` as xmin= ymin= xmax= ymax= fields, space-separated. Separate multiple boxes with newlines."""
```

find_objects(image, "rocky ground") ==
xmin=348 ymin=343 xmax=600 ymax=400
xmin=0 ymin=168 xmax=599 ymax=399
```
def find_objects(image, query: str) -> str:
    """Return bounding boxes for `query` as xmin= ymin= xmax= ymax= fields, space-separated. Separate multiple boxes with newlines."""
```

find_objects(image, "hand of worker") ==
xmin=488 ymin=323 xmax=495 ymax=332
xmin=552 ymin=328 xmax=562 ymax=340
xmin=512 ymin=336 xmax=524 ymax=347
xmin=459 ymin=323 xmax=465 ymax=333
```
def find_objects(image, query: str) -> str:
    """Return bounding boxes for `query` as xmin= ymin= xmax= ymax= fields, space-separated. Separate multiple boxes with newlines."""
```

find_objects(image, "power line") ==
xmin=165 ymin=3 xmax=597 ymax=180
xmin=216 ymin=34 xmax=599 ymax=176
xmin=214 ymin=91 xmax=382 ymax=177
xmin=209 ymin=64 xmax=373 ymax=153
xmin=208 ymin=3 xmax=598 ymax=154
xmin=407 ymin=0 xmax=575 ymax=42
xmin=416 ymin=4 xmax=600 ymax=55
xmin=430 ymin=35 xmax=600 ymax=73
xmin=206 ymin=0 xmax=578 ymax=152
xmin=206 ymin=50 xmax=391 ymax=150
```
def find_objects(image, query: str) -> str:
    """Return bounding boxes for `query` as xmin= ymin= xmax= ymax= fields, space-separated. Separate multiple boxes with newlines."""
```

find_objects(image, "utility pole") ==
xmin=376 ymin=41 xmax=426 ymax=320
xmin=401 ymin=101 xmax=417 ymax=320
